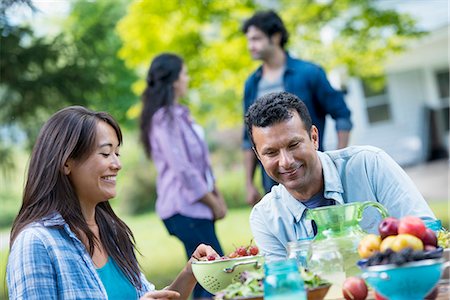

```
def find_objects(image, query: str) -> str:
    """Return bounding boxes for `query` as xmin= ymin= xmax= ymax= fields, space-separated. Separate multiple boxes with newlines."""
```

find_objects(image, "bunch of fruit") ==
xmin=357 ymin=216 xmax=439 ymax=260
xmin=227 ymin=243 xmax=259 ymax=258
xmin=365 ymin=247 xmax=442 ymax=267
xmin=437 ymin=228 xmax=450 ymax=248
xmin=204 ymin=242 xmax=259 ymax=261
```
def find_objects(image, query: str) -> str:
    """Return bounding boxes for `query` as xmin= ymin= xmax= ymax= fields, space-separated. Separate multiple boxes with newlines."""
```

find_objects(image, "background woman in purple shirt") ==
xmin=140 ymin=53 xmax=227 ymax=300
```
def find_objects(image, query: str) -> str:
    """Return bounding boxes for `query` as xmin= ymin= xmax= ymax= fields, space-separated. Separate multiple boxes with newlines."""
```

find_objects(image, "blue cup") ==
xmin=264 ymin=259 xmax=307 ymax=300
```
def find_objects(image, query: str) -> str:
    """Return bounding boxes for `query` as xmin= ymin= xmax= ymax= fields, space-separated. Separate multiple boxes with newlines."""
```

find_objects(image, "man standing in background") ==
xmin=241 ymin=10 xmax=353 ymax=205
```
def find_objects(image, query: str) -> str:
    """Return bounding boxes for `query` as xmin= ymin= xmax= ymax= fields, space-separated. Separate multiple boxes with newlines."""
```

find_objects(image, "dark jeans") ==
xmin=163 ymin=214 xmax=224 ymax=299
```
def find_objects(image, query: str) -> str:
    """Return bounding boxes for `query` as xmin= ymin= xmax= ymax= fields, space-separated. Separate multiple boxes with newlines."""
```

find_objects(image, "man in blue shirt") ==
xmin=244 ymin=92 xmax=435 ymax=262
xmin=241 ymin=10 xmax=353 ymax=205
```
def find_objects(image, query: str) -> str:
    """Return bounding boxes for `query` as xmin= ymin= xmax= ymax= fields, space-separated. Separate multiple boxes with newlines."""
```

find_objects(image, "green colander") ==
xmin=191 ymin=255 xmax=264 ymax=294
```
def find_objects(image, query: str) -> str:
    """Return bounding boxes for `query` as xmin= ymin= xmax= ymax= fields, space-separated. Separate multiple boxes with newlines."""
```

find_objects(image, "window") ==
xmin=435 ymin=69 xmax=449 ymax=132
xmin=436 ymin=69 xmax=449 ymax=101
xmin=362 ymin=76 xmax=391 ymax=124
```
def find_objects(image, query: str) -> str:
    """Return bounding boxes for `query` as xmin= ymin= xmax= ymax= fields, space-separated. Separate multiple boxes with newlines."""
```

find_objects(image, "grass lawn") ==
xmin=0 ymin=202 xmax=448 ymax=298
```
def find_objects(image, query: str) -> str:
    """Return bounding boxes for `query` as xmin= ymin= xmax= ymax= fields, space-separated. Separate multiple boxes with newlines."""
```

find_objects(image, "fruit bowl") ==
xmin=192 ymin=255 xmax=264 ymax=294
xmin=214 ymin=284 xmax=331 ymax=300
xmin=361 ymin=258 xmax=449 ymax=300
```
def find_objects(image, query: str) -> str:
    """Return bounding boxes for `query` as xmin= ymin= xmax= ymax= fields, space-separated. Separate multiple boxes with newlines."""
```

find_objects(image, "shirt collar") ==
xmin=278 ymin=186 xmax=308 ymax=223
xmin=41 ymin=212 xmax=81 ymax=242
xmin=278 ymin=151 xmax=345 ymax=222
xmin=254 ymin=51 xmax=295 ymax=80
xmin=41 ymin=211 xmax=66 ymax=227
xmin=317 ymin=151 xmax=344 ymax=204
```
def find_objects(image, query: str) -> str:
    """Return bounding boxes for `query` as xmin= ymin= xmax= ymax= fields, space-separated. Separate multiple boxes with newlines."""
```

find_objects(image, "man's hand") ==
xmin=140 ymin=290 xmax=180 ymax=299
xmin=246 ymin=183 xmax=261 ymax=206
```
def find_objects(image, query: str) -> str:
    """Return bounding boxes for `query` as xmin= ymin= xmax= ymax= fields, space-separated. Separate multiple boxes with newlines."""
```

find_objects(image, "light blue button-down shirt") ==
xmin=7 ymin=213 xmax=154 ymax=299
xmin=249 ymin=146 xmax=436 ymax=262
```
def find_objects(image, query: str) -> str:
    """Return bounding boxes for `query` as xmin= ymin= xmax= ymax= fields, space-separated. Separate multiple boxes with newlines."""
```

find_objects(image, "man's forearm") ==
xmin=337 ymin=130 xmax=350 ymax=149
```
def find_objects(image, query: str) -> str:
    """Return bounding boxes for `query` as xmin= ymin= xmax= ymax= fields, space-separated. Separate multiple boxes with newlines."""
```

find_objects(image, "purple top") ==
xmin=149 ymin=104 xmax=214 ymax=220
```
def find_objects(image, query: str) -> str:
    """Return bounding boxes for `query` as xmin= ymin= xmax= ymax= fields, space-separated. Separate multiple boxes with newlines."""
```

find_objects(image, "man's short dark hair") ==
xmin=242 ymin=10 xmax=289 ymax=49
xmin=245 ymin=92 xmax=312 ymax=147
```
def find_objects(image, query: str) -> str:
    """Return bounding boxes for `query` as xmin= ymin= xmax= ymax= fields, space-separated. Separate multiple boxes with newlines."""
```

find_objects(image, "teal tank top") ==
xmin=96 ymin=257 xmax=137 ymax=299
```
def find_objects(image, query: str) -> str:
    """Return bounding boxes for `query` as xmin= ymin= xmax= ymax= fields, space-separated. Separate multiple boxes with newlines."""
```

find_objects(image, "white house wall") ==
xmin=327 ymin=25 xmax=450 ymax=167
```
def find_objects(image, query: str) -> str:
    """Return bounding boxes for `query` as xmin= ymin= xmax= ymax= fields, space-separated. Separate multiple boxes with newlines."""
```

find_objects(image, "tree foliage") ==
xmin=0 ymin=0 xmax=138 ymax=155
xmin=117 ymin=0 xmax=424 ymax=128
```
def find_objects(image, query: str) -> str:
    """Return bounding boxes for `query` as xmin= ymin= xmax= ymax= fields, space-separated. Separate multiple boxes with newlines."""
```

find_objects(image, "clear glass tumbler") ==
xmin=287 ymin=237 xmax=312 ymax=269
xmin=308 ymin=241 xmax=345 ymax=300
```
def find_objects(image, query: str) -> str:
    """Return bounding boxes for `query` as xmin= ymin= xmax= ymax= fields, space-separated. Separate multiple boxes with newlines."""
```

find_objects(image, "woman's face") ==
xmin=173 ymin=64 xmax=190 ymax=99
xmin=65 ymin=121 xmax=122 ymax=210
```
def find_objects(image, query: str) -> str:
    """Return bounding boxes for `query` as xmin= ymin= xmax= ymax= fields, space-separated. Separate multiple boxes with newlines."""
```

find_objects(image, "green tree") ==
xmin=1 ymin=0 xmax=138 ymax=159
xmin=117 ymin=0 xmax=424 ymax=128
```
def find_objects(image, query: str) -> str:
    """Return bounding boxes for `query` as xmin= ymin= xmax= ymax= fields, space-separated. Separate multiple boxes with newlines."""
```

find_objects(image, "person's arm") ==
xmin=158 ymin=244 xmax=218 ymax=300
xmin=337 ymin=130 xmax=351 ymax=149
xmin=312 ymin=65 xmax=353 ymax=148
xmin=244 ymin=149 xmax=262 ymax=205
xmin=140 ymin=244 xmax=218 ymax=299
xmin=370 ymin=149 xmax=436 ymax=219
xmin=249 ymin=204 xmax=287 ymax=261
xmin=199 ymin=188 xmax=227 ymax=220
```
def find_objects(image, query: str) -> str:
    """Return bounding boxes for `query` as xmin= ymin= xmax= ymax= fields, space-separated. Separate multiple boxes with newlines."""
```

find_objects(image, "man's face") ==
xmin=245 ymin=25 xmax=277 ymax=61
xmin=252 ymin=111 xmax=322 ymax=198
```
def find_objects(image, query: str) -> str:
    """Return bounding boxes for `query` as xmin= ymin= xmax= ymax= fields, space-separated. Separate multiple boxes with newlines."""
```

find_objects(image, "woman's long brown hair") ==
xmin=10 ymin=106 xmax=142 ymax=289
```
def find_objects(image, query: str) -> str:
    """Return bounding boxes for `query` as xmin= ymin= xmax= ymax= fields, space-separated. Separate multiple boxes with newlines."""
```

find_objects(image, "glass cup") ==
xmin=264 ymin=259 xmax=307 ymax=300
xmin=308 ymin=241 xmax=345 ymax=300
xmin=287 ymin=237 xmax=312 ymax=269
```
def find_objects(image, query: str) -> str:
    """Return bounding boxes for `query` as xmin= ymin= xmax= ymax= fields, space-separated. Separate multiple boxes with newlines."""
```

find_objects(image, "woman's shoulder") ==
xmin=13 ymin=214 xmax=68 ymax=247
xmin=13 ymin=221 xmax=57 ymax=246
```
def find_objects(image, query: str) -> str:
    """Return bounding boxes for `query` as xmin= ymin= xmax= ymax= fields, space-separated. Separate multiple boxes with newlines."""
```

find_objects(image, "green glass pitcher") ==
xmin=306 ymin=201 xmax=389 ymax=277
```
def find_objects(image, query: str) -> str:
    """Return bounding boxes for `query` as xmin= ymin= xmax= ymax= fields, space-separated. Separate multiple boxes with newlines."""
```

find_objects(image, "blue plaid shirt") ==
xmin=7 ymin=213 xmax=154 ymax=299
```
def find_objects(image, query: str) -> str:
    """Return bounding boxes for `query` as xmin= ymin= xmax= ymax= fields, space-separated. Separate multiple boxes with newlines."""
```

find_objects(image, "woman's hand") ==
xmin=190 ymin=243 xmax=219 ymax=262
xmin=140 ymin=290 xmax=180 ymax=299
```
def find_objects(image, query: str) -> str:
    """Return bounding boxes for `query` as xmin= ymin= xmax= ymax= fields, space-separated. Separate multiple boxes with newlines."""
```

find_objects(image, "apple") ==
xmin=378 ymin=217 xmax=399 ymax=239
xmin=380 ymin=235 xmax=397 ymax=252
xmin=342 ymin=276 xmax=368 ymax=300
xmin=398 ymin=216 xmax=426 ymax=240
xmin=358 ymin=234 xmax=381 ymax=258
xmin=422 ymin=228 xmax=438 ymax=247
xmin=391 ymin=234 xmax=424 ymax=252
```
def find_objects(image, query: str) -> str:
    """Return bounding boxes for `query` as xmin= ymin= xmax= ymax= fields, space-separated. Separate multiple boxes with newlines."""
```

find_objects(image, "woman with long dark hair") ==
xmin=7 ymin=106 xmax=218 ymax=299
xmin=140 ymin=53 xmax=227 ymax=300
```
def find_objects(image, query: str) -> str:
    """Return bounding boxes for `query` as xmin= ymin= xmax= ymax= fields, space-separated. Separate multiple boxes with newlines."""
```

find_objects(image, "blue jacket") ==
xmin=242 ymin=53 xmax=353 ymax=151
